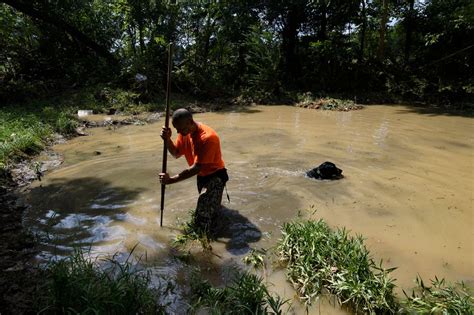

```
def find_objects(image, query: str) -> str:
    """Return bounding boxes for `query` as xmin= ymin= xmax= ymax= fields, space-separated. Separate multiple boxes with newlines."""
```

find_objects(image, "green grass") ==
xmin=277 ymin=219 xmax=398 ymax=313
xmin=172 ymin=209 xmax=214 ymax=251
xmin=35 ymin=249 xmax=165 ymax=314
xmin=402 ymin=276 xmax=473 ymax=314
xmin=276 ymin=219 xmax=474 ymax=314
xmin=189 ymin=270 xmax=288 ymax=314
xmin=0 ymin=106 xmax=78 ymax=168
xmin=0 ymin=87 xmax=200 ymax=170
xmin=0 ymin=111 xmax=52 ymax=168
xmin=243 ymin=248 xmax=266 ymax=270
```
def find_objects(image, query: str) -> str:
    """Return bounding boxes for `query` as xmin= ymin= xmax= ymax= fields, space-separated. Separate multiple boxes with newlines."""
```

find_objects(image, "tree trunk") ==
xmin=202 ymin=12 xmax=214 ymax=65
xmin=377 ymin=0 xmax=389 ymax=61
xmin=281 ymin=5 xmax=300 ymax=84
xmin=404 ymin=0 xmax=415 ymax=64
xmin=359 ymin=0 xmax=367 ymax=61
xmin=127 ymin=26 xmax=137 ymax=57
xmin=318 ymin=2 xmax=328 ymax=41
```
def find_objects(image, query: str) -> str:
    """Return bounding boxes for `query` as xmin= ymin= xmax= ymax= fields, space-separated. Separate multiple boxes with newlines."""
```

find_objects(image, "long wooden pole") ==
xmin=160 ymin=43 xmax=172 ymax=227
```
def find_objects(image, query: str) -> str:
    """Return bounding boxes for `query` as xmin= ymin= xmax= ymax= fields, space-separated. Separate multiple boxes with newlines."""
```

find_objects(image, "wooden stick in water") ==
xmin=160 ymin=43 xmax=172 ymax=227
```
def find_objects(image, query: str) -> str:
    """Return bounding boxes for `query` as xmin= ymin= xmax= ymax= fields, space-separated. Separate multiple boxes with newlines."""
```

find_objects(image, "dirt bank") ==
xmin=0 ymin=172 xmax=40 ymax=314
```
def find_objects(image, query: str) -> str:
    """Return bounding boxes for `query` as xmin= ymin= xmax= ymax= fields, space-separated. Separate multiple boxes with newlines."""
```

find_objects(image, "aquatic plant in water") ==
xmin=189 ymin=271 xmax=289 ymax=314
xmin=243 ymin=248 xmax=266 ymax=270
xmin=402 ymin=276 xmax=473 ymax=314
xmin=277 ymin=219 xmax=398 ymax=314
xmin=172 ymin=209 xmax=213 ymax=251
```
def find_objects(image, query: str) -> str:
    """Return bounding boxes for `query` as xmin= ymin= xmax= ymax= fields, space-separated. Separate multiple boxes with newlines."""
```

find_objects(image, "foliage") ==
xmin=1 ymin=0 xmax=473 ymax=106
xmin=35 ymin=249 xmax=164 ymax=314
xmin=277 ymin=219 xmax=398 ymax=313
xmin=240 ymin=25 xmax=282 ymax=103
xmin=189 ymin=270 xmax=288 ymax=314
xmin=402 ymin=276 xmax=474 ymax=314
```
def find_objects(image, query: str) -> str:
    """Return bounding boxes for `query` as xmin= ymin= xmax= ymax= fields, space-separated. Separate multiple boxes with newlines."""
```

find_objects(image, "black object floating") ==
xmin=306 ymin=161 xmax=343 ymax=180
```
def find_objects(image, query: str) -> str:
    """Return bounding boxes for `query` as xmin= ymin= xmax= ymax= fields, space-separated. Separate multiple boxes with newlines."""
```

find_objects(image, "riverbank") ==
xmin=0 ymin=172 xmax=39 ymax=313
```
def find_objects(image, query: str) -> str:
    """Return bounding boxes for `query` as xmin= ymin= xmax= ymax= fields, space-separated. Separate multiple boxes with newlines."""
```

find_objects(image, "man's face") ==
xmin=172 ymin=118 xmax=192 ymax=136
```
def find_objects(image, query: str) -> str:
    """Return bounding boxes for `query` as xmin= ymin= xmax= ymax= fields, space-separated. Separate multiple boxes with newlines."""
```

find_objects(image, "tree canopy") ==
xmin=1 ymin=0 xmax=473 ymax=104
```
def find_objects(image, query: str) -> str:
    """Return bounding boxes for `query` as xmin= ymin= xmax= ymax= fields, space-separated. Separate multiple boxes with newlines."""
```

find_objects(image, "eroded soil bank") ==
xmin=0 ymin=174 xmax=38 ymax=313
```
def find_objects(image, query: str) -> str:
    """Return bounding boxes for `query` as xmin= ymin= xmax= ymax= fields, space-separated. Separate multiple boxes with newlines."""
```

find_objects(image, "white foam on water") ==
xmin=54 ymin=213 xmax=91 ymax=229
xmin=115 ymin=213 xmax=147 ymax=225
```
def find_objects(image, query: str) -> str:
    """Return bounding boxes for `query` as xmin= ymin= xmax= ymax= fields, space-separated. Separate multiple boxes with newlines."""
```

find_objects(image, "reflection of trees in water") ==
xmin=23 ymin=177 xmax=142 ymax=256
xmin=211 ymin=207 xmax=262 ymax=255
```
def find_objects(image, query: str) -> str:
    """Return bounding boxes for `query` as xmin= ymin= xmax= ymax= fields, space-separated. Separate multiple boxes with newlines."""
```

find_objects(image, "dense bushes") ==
xmin=1 ymin=1 xmax=472 ymax=106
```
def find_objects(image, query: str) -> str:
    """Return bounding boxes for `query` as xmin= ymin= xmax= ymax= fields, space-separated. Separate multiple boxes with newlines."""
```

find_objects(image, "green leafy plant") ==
xmin=243 ymin=248 xmax=266 ymax=270
xmin=190 ymin=270 xmax=289 ymax=314
xmin=35 ymin=249 xmax=165 ymax=314
xmin=172 ymin=209 xmax=213 ymax=251
xmin=402 ymin=276 xmax=473 ymax=314
xmin=277 ymin=219 xmax=398 ymax=313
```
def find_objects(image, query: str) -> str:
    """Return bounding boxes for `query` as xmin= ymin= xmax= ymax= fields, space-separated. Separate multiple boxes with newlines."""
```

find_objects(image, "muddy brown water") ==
xmin=23 ymin=105 xmax=473 ymax=314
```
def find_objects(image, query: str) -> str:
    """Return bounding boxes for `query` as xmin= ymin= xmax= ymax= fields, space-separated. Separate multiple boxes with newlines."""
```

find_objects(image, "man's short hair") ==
xmin=172 ymin=108 xmax=193 ymax=123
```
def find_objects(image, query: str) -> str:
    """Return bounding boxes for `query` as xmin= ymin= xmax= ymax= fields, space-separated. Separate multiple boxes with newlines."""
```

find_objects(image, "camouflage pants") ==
xmin=194 ymin=176 xmax=224 ymax=232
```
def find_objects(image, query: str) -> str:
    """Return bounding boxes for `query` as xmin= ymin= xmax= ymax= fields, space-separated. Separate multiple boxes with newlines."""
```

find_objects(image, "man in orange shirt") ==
xmin=159 ymin=108 xmax=228 ymax=233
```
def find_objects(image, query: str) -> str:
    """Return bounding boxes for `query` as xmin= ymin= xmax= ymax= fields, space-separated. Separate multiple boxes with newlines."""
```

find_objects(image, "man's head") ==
xmin=172 ymin=108 xmax=195 ymax=136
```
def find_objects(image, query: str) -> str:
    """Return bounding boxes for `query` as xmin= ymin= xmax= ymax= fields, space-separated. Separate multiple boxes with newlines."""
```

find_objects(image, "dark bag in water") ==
xmin=306 ymin=162 xmax=343 ymax=180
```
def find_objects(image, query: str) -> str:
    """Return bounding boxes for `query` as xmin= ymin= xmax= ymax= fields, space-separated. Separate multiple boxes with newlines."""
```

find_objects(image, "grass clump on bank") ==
xmin=0 ymin=106 xmax=78 ymax=169
xmin=190 ymin=271 xmax=288 ymax=314
xmin=277 ymin=219 xmax=398 ymax=313
xmin=35 ymin=249 xmax=164 ymax=314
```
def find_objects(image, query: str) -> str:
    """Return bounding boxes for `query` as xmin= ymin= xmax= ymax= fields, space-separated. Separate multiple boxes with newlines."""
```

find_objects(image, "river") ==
xmin=23 ymin=105 xmax=473 ymax=314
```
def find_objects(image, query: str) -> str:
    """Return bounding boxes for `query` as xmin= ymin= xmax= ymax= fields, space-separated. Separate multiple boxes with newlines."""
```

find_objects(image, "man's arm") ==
xmin=161 ymin=127 xmax=180 ymax=158
xmin=159 ymin=163 xmax=201 ymax=185
xmin=165 ymin=137 xmax=180 ymax=158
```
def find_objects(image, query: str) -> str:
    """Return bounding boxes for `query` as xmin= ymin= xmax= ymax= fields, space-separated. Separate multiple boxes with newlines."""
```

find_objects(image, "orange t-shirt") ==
xmin=174 ymin=122 xmax=225 ymax=176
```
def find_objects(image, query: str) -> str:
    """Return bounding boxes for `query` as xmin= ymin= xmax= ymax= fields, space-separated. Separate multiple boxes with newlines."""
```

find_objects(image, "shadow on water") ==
xmin=211 ymin=206 xmax=262 ymax=255
xmin=210 ymin=106 xmax=263 ymax=114
xmin=390 ymin=103 xmax=474 ymax=118
xmin=22 ymin=177 xmax=142 ymax=256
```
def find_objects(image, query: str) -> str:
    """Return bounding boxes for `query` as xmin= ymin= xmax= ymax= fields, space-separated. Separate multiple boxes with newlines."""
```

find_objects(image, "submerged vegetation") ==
xmin=35 ymin=249 xmax=165 ymax=314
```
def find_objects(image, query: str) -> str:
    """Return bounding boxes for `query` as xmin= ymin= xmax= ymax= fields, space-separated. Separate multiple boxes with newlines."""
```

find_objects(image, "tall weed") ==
xmin=35 ymin=249 xmax=164 ymax=314
xmin=277 ymin=220 xmax=398 ymax=314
